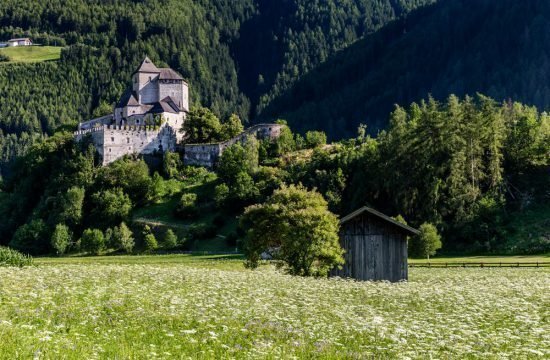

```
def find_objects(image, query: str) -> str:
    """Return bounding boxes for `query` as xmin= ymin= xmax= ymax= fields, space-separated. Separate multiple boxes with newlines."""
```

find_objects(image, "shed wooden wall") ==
xmin=333 ymin=213 xmax=408 ymax=282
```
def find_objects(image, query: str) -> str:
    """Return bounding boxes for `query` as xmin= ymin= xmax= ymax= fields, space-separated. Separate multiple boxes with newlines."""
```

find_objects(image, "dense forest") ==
xmin=0 ymin=0 xmax=431 ymax=168
xmin=0 ymin=94 xmax=547 ymax=256
xmin=262 ymin=0 xmax=550 ymax=137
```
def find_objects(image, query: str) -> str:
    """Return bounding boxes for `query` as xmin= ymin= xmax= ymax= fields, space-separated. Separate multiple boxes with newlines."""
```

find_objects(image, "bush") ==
xmin=144 ymin=234 xmax=158 ymax=252
xmin=9 ymin=219 xmax=49 ymax=255
xmin=51 ymin=224 xmax=71 ymax=256
xmin=81 ymin=229 xmax=105 ymax=255
xmin=113 ymin=222 xmax=134 ymax=253
xmin=0 ymin=246 xmax=33 ymax=267
xmin=163 ymin=229 xmax=178 ymax=249
xmin=305 ymin=131 xmax=327 ymax=148
xmin=409 ymin=223 xmax=443 ymax=260
xmin=175 ymin=193 xmax=198 ymax=219
xmin=214 ymin=183 xmax=229 ymax=208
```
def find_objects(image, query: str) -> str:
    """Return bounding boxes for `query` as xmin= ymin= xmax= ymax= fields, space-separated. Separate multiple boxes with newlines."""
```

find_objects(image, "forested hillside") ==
xmin=0 ymin=0 xmax=431 ymax=168
xmin=260 ymin=0 xmax=550 ymax=137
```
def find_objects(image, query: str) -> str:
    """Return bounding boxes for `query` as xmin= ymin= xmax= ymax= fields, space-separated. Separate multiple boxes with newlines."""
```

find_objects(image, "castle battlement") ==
xmin=75 ymin=56 xmax=187 ymax=166
xmin=183 ymin=123 xmax=283 ymax=168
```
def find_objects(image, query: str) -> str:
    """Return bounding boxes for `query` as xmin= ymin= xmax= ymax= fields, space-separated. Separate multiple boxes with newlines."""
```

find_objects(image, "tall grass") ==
xmin=0 ymin=246 xmax=33 ymax=267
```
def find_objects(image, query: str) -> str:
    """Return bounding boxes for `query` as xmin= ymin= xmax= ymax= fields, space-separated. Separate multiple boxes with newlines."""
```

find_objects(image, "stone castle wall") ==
xmin=183 ymin=123 xmax=283 ymax=168
xmin=75 ymin=124 xmax=177 ymax=166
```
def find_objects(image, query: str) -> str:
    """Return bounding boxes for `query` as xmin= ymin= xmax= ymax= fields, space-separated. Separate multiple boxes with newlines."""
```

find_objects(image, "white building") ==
xmin=76 ymin=56 xmax=189 ymax=165
xmin=8 ymin=38 xmax=32 ymax=47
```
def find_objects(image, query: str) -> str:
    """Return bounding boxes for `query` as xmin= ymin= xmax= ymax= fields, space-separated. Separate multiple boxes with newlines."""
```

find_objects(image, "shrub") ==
xmin=144 ymin=234 xmax=158 ymax=252
xmin=214 ymin=184 xmax=229 ymax=208
xmin=51 ymin=224 xmax=71 ymax=256
xmin=9 ymin=219 xmax=49 ymax=255
xmin=113 ymin=222 xmax=134 ymax=253
xmin=81 ymin=229 xmax=105 ymax=255
xmin=0 ymin=246 xmax=33 ymax=267
xmin=409 ymin=223 xmax=443 ymax=260
xmin=163 ymin=229 xmax=178 ymax=249
xmin=176 ymin=193 xmax=198 ymax=219
xmin=305 ymin=131 xmax=327 ymax=148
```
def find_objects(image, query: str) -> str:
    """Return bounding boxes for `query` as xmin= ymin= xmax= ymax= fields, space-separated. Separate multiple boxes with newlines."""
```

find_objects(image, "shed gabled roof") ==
xmin=340 ymin=207 xmax=420 ymax=235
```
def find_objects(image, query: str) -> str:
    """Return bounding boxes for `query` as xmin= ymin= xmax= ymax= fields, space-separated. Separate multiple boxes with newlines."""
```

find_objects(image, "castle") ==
xmin=75 ymin=56 xmax=282 ymax=167
xmin=75 ymin=56 xmax=188 ymax=165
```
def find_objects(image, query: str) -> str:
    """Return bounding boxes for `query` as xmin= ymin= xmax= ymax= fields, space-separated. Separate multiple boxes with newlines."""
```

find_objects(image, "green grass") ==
xmin=0 ymin=255 xmax=548 ymax=358
xmin=0 ymin=46 xmax=62 ymax=63
xmin=410 ymin=254 xmax=550 ymax=264
xmin=132 ymin=173 xmax=239 ymax=253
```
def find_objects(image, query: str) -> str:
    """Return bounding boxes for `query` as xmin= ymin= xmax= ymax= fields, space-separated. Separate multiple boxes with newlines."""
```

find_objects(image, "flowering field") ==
xmin=0 ymin=258 xmax=548 ymax=359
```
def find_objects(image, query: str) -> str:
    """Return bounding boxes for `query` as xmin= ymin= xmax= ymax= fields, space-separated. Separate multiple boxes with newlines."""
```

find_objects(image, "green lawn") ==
xmin=0 ymin=255 xmax=548 ymax=358
xmin=0 ymin=46 xmax=62 ymax=63
xmin=410 ymin=254 xmax=550 ymax=264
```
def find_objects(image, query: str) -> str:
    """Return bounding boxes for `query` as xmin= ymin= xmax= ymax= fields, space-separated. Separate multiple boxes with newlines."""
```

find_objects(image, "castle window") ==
xmin=109 ymin=148 xmax=112 ymax=153
xmin=129 ymin=147 xmax=131 ymax=150
xmin=111 ymin=137 xmax=115 ymax=142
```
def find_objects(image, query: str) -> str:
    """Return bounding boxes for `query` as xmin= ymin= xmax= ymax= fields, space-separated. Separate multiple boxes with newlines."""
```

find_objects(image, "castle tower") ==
xmin=132 ymin=56 xmax=161 ymax=104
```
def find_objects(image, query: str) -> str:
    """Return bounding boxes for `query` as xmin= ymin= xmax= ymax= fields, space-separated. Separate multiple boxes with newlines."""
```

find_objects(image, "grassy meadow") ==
xmin=0 ymin=255 xmax=548 ymax=359
xmin=0 ymin=46 xmax=62 ymax=63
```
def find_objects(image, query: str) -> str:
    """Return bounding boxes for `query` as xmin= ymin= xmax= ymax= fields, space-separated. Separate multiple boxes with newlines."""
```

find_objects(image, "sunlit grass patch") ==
xmin=0 ymin=46 xmax=62 ymax=63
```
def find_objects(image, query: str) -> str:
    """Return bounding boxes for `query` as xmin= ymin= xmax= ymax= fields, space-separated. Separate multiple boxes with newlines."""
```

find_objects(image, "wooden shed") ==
xmin=332 ymin=207 xmax=419 ymax=282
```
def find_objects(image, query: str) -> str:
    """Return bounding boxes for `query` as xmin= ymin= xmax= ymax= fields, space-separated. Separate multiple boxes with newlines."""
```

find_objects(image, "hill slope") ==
xmin=0 ymin=0 xmax=433 ymax=167
xmin=259 ymin=0 xmax=550 ymax=138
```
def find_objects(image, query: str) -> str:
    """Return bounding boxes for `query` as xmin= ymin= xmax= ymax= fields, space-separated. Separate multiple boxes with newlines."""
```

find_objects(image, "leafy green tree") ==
xmin=113 ymin=222 xmax=134 ymax=253
xmin=305 ymin=131 xmax=327 ymax=148
xmin=222 ymin=114 xmax=244 ymax=139
xmin=96 ymin=159 xmax=152 ymax=205
xmin=92 ymin=101 xmax=113 ymax=118
xmin=91 ymin=188 xmax=132 ymax=226
xmin=273 ymin=124 xmax=295 ymax=156
xmin=176 ymin=193 xmax=198 ymax=219
xmin=241 ymin=184 xmax=343 ymax=277
xmin=81 ymin=228 xmax=105 ymax=255
xmin=51 ymin=224 xmax=71 ymax=256
xmin=57 ymin=186 xmax=85 ymax=227
xmin=214 ymin=183 xmax=230 ymax=208
xmin=409 ymin=223 xmax=442 ymax=260
xmin=182 ymin=107 xmax=222 ymax=143
xmin=163 ymin=229 xmax=178 ymax=249
xmin=9 ymin=219 xmax=49 ymax=255
xmin=163 ymin=152 xmax=182 ymax=179
xmin=144 ymin=234 xmax=158 ymax=253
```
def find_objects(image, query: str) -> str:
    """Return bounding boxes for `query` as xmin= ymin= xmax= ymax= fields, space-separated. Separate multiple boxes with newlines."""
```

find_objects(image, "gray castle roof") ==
xmin=159 ymin=68 xmax=184 ymax=81
xmin=133 ymin=56 xmax=160 ymax=74
xmin=132 ymin=57 xmax=184 ymax=81
xmin=117 ymin=89 xmax=139 ymax=107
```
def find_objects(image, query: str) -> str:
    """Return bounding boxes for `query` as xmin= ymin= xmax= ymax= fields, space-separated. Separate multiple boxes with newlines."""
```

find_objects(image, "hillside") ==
xmin=259 ymin=0 xmax=550 ymax=137
xmin=0 ymin=46 xmax=62 ymax=63
xmin=0 ymin=0 xmax=432 ymax=167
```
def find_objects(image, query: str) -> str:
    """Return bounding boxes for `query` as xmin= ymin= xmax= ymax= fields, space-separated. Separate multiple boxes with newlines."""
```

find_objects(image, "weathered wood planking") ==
xmin=332 ymin=207 xmax=418 ymax=282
